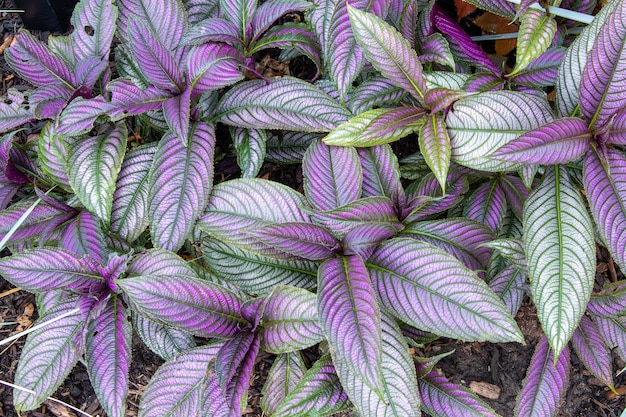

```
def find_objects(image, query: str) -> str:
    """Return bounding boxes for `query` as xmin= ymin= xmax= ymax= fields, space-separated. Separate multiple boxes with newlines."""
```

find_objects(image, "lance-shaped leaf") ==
xmin=245 ymin=222 xmax=340 ymax=261
xmin=119 ymin=275 xmax=248 ymax=338
xmin=489 ymin=264 xmax=527 ymax=316
xmin=214 ymin=331 xmax=255 ymax=391
xmin=342 ymin=223 xmax=397 ymax=260
xmin=60 ymin=211 xmax=107 ymax=263
xmin=107 ymin=80 xmax=172 ymax=120
xmin=447 ymin=91 xmax=553 ymax=172
xmin=133 ymin=314 xmax=195 ymax=360
xmin=348 ymin=6 xmax=426 ymax=103
xmin=273 ymin=355 xmax=351 ymax=417
xmin=595 ymin=315 xmax=626 ymax=362
xmin=0 ymin=92 xmax=34 ymax=134
xmin=13 ymin=300 xmax=86 ymax=412
xmin=261 ymin=352 xmax=308 ymax=416
xmin=402 ymin=171 xmax=468 ymax=223
xmin=580 ymin=1 xmax=626 ymax=129
xmin=148 ymin=122 xmax=214 ymax=251
xmin=571 ymin=315 xmax=614 ymax=389
xmin=303 ymin=139 xmax=362 ymax=211
xmin=491 ymin=118 xmax=591 ymax=165
xmin=232 ymin=127 xmax=266 ymax=178
xmin=318 ymin=255 xmax=383 ymax=394
xmin=86 ymin=295 xmax=131 ymax=417
xmin=38 ymin=123 xmax=71 ymax=189
xmin=215 ymin=77 xmax=350 ymax=131
xmin=419 ymin=369 xmax=500 ymax=417
xmin=419 ymin=112 xmax=450 ymax=193
xmin=515 ymin=337 xmax=570 ymax=417
xmin=420 ymin=33 xmax=455 ymax=70
xmin=202 ymin=238 xmax=317 ymax=294
xmin=510 ymin=9 xmax=556 ymax=76
xmin=401 ymin=218 xmax=494 ymax=275
xmin=110 ymin=142 xmax=157 ymax=243
xmin=138 ymin=343 xmax=223 ymax=417
xmin=163 ymin=88 xmax=191 ymax=147
xmin=509 ymin=47 xmax=565 ymax=87
xmin=588 ymin=281 xmax=626 ymax=318
xmin=219 ymin=0 xmax=256 ymax=41
xmin=324 ymin=106 xmax=426 ymax=147
xmin=484 ymin=238 xmax=528 ymax=274
xmin=368 ymin=238 xmax=523 ymax=343
xmin=219 ymin=333 xmax=261 ymax=417
xmin=0 ymin=247 xmax=104 ymax=294
xmin=67 ymin=122 xmax=127 ymax=223
xmin=69 ymin=0 xmax=117 ymax=62
xmin=524 ymin=165 xmax=595 ymax=356
xmin=0 ymin=197 xmax=76 ymax=244
xmin=463 ymin=179 xmax=507 ymax=232
xmin=583 ymin=146 xmax=626 ymax=272
xmin=187 ymin=43 xmax=244 ymax=93
xmin=348 ymin=76 xmax=407 ymax=115
xmin=198 ymin=178 xmax=310 ymax=256
xmin=5 ymin=31 xmax=74 ymax=88
xmin=260 ymin=285 xmax=324 ymax=353
xmin=333 ymin=311 xmax=421 ymax=417
xmin=358 ymin=145 xmax=405 ymax=208
xmin=608 ymin=107 xmax=626 ymax=145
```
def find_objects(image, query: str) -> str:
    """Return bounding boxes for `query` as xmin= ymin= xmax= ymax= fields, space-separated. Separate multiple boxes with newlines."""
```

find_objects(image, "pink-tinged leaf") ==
xmin=571 ymin=315 xmax=614 ymax=389
xmin=232 ymin=127 xmax=266 ymax=178
xmin=463 ymin=72 xmax=505 ymax=93
xmin=358 ymin=145 xmax=405 ymax=210
xmin=273 ymin=355 xmax=351 ymax=417
xmin=182 ymin=17 xmax=242 ymax=45
xmin=107 ymin=79 xmax=172 ymax=120
xmin=318 ymin=255 xmax=383 ymax=394
xmin=73 ymin=56 xmax=108 ymax=91
xmin=348 ymin=5 xmax=427 ymax=102
xmin=0 ymin=93 xmax=34 ymax=133
xmin=583 ymin=147 xmax=626 ymax=272
xmin=148 ymin=122 xmax=215 ymax=252
xmin=420 ymin=33 xmax=455 ymax=70
xmin=187 ymin=43 xmax=244 ymax=94
xmin=500 ymin=175 xmax=529 ymax=219
xmin=402 ymin=171 xmax=468 ymax=223
xmin=324 ymin=106 xmax=425 ymax=147
xmin=119 ymin=275 xmax=248 ymax=338
xmin=491 ymin=118 xmax=591 ymax=165
xmin=216 ymin=77 xmax=351 ymax=132
xmin=69 ymin=0 xmax=117 ymax=62
xmin=510 ymin=47 xmax=565 ymax=87
xmin=199 ymin=178 xmax=310 ymax=256
xmin=215 ymin=331 xmax=255 ymax=390
xmin=419 ymin=369 xmax=500 ymax=417
xmin=56 ymin=96 xmax=111 ymax=136
xmin=303 ymin=139 xmax=362 ymax=211
xmin=111 ymin=142 xmax=157 ymax=243
xmin=402 ymin=218 xmax=495 ymax=275
xmin=133 ymin=314 xmax=195 ymax=360
xmin=127 ymin=248 xmax=197 ymax=278
xmin=484 ymin=238 xmax=528 ymax=274
xmin=463 ymin=179 xmax=508 ymax=232
xmin=219 ymin=0 xmax=256 ymax=41
xmin=588 ymin=281 xmax=626 ymax=318
xmin=595 ymin=315 xmax=626 ymax=362
xmin=580 ymin=1 xmax=626 ymax=130
xmin=251 ymin=0 xmax=311 ymax=35
xmin=515 ymin=337 xmax=570 ymax=417
xmin=0 ymin=247 xmax=104 ymax=294
xmin=348 ymin=76 xmax=406 ymax=115
xmin=608 ymin=107 xmax=626 ymax=145
xmin=419 ymin=113 xmax=450 ymax=193
xmin=12 ymin=299 xmax=87 ymax=412
xmin=218 ymin=334 xmax=260 ymax=417
xmin=245 ymin=222 xmax=340 ymax=261
xmin=60 ymin=211 xmax=107 ymax=263
xmin=261 ymin=353 xmax=308 ymax=416
xmin=163 ymin=88 xmax=191 ymax=144
xmin=30 ymin=84 xmax=72 ymax=119
xmin=67 ymin=122 xmax=127 ymax=223
xmin=86 ymin=296 xmax=131 ymax=417
xmin=511 ymin=9 xmax=557 ymax=76
xmin=5 ymin=31 xmax=74 ymax=88
xmin=0 ymin=197 xmax=76 ymax=244
xmin=261 ymin=285 xmax=324 ymax=353
xmin=37 ymin=124 xmax=72 ymax=189
xmin=489 ymin=264 xmax=527 ymax=316
xmin=127 ymin=18 xmax=184 ymax=93
xmin=138 ymin=343 xmax=223 ymax=417
xmin=423 ymin=88 xmax=467 ymax=114
xmin=368 ymin=238 xmax=523 ymax=342
xmin=342 ymin=223 xmax=397 ymax=260
xmin=266 ymin=131 xmax=319 ymax=163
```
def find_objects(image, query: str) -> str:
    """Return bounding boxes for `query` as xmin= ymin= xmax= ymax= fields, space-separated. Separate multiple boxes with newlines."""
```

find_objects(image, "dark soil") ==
xmin=2 ymin=1 xmax=626 ymax=417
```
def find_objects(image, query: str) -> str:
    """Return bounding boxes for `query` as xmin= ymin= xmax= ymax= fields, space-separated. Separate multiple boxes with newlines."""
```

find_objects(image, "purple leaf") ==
xmin=500 ymin=175 xmax=530 ymax=219
xmin=37 ymin=124 xmax=72 ymax=189
xmin=127 ymin=19 xmax=184 ymax=93
xmin=0 ymin=197 xmax=76 ymax=244
xmin=358 ymin=145 xmax=405 ymax=210
xmin=67 ymin=122 xmax=127 ymax=223
xmin=515 ymin=337 xmax=570 ymax=417
xmin=245 ymin=222 xmax=340 ymax=261
xmin=342 ymin=223 xmax=397 ymax=260
xmin=266 ymin=131 xmax=320 ymax=164
xmin=303 ymin=139 xmax=362 ymax=211
xmin=402 ymin=218 xmax=495 ymax=275
xmin=261 ymin=353 xmax=308 ymax=416
xmin=251 ymin=0 xmax=311 ymax=36
xmin=402 ymin=171 xmax=468 ymax=222
xmin=489 ymin=264 xmax=527 ymax=316
xmin=133 ymin=314 xmax=195 ymax=360
xmin=0 ymin=90 xmax=34 ymax=134
xmin=30 ymin=84 xmax=73 ymax=119
xmin=571 ymin=315 xmax=614 ymax=390
xmin=220 ymin=333 xmax=261 ymax=417
xmin=127 ymin=248 xmax=197 ymax=278
xmin=484 ymin=238 xmax=528 ymax=274
xmin=595 ymin=315 xmax=626 ymax=362
xmin=119 ymin=275 xmax=248 ymax=338
xmin=182 ymin=17 xmax=242 ymax=46
xmin=463 ymin=72 xmax=505 ymax=93
xmin=232 ymin=127 xmax=266 ymax=178
xmin=347 ymin=76 xmax=406 ymax=115
xmin=69 ymin=0 xmax=117 ymax=62
xmin=187 ymin=43 xmax=244 ymax=94
xmin=419 ymin=113 xmax=451 ymax=192
xmin=510 ymin=47 xmax=565 ymax=87
xmin=463 ymin=179 xmax=508 ymax=232
xmin=588 ymin=281 xmax=626 ymax=318
xmin=260 ymin=285 xmax=324 ymax=353
xmin=138 ymin=343 xmax=223 ymax=417
xmin=215 ymin=331 xmax=255 ymax=390
xmin=318 ymin=255 xmax=383 ymax=394
xmin=219 ymin=0 xmax=256 ymax=40
xmin=420 ymin=33 xmax=455 ymax=69
xmin=368 ymin=238 xmax=523 ymax=342
xmin=491 ymin=117 xmax=591 ymax=165
xmin=419 ymin=369 xmax=500 ymax=417
xmin=73 ymin=56 xmax=108 ymax=90
xmin=216 ymin=77 xmax=351 ymax=132
xmin=608 ymin=107 xmax=626 ymax=145
xmin=0 ymin=247 xmax=104 ymax=294
xmin=86 ymin=295 xmax=131 ymax=417
xmin=148 ymin=122 xmax=215 ymax=252
xmin=162 ymin=88 xmax=191 ymax=144
xmin=423 ymin=88 xmax=467 ymax=114
xmin=580 ymin=1 xmax=626 ymax=130
xmin=12 ymin=299 xmax=87 ymax=412
xmin=111 ymin=142 xmax=157 ymax=243
xmin=60 ymin=211 xmax=107 ymax=263
xmin=273 ymin=355 xmax=351 ymax=417
xmin=5 ymin=31 xmax=74 ymax=88
xmin=583 ymin=147 xmax=626 ymax=272
xmin=107 ymin=79 xmax=172 ymax=120
xmin=56 ymin=96 xmax=111 ymax=136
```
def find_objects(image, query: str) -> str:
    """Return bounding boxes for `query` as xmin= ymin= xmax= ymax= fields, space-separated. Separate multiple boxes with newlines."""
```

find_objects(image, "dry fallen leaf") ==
xmin=13 ymin=303 xmax=34 ymax=334
xmin=469 ymin=381 xmax=501 ymax=400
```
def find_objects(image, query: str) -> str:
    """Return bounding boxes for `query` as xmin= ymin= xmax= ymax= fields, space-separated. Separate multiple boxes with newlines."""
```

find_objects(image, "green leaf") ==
xmin=510 ymin=9 xmax=557 ymax=76
xmin=419 ymin=113 xmax=450 ymax=193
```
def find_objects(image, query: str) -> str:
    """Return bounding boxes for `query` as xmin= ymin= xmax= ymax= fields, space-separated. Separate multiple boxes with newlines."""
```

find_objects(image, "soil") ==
xmin=2 ymin=1 xmax=626 ymax=417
